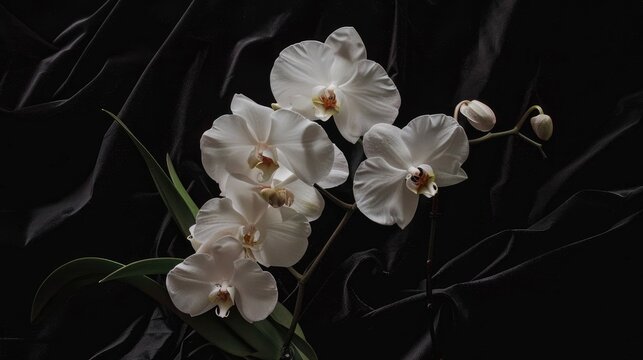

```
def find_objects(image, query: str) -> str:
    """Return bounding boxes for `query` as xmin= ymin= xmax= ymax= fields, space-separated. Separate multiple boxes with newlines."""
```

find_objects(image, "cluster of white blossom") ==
xmin=166 ymin=27 xmax=470 ymax=322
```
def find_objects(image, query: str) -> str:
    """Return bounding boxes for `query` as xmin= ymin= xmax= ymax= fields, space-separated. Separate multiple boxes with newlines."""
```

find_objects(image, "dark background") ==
xmin=2 ymin=0 xmax=642 ymax=359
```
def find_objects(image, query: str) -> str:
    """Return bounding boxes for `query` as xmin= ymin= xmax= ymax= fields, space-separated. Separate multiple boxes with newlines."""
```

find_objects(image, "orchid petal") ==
xmin=223 ymin=178 xmax=269 ymax=225
xmin=197 ymin=236 xmax=244 ymax=280
xmin=325 ymin=26 xmax=367 ymax=62
xmin=282 ymin=179 xmax=324 ymax=221
xmin=187 ymin=224 xmax=200 ymax=252
xmin=288 ymin=94 xmax=317 ymax=119
xmin=222 ymin=169 xmax=263 ymax=193
xmin=353 ymin=157 xmax=418 ymax=229
xmin=231 ymin=259 xmax=278 ymax=323
xmin=166 ymin=253 xmax=218 ymax=317
xmin=254 ymin=207 xmax=310 ymax=267
xmin=201 ymin=114 xmax=256 ymax=184
xmin=362 ymin=123 xmax=412 ymax=170
xmin=194 ymin=198 xmax=246 ymax=247
xmin=334 ymin=59 xmax=400 ymax=143
xmin=316 ymin=144 xmax=349 ymax=188
xmin=270 ymin=40 xmax=334 ymax=119
xmin=325 ymin=26 xmax=367 ymax=83
xmin=402 ymin=114 xmax=469 ymax=186
xmin=268 ymin=109 xmax=334 ymax=185
xmin=230 ymin=94 xmax=273 ymax=142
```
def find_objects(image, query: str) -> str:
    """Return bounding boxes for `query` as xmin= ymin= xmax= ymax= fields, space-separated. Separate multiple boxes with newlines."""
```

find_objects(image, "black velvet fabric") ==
xmin=1 ymin=0 xmax=642 ymax=359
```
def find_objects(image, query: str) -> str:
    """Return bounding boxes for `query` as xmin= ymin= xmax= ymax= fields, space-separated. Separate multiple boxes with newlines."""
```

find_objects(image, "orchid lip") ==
xmin=208 ymin=282 xmax=234 ymax=318
xmin=248 ymin=144 xmax=279 ymax=181
xmin=405 ymin=165 xmax=438 ymax=197
xmin=239 ymin=225 xmax=262 ymax=261
xmin=312 ymin=84 xmax=340 ymax=119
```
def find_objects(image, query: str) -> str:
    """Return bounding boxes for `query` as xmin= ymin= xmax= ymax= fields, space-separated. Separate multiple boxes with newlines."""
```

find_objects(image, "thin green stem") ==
xmin=302 ymin=204 xmax=355 ymax=281
xmin=453 ymin=100 xmax=469 ymax=121
xmin=515 ymin=105 xmax=543 ymax=130
xmin=426 ymin=194 xmax=439 ymax=306
xmin=281 ymin=204 xmax=356 ymax=357
xmin=517 ymin=133 xmax=547 ymax=159
xmin=468 ymin=105 xmax=547 ymax=157
xmin=468 ymin=128 xmax=518 ymax=145
xmin=314 ymin=184 xmax=354 ymax=210
xmin=287 ymin=267 xmax=303 ymax=281
xmin=281 ymin=282 xmax=305 ymax=358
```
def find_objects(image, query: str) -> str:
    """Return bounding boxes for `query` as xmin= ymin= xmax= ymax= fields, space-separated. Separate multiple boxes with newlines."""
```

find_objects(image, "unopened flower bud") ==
xmin=530 ymin=114 xmax=553 ymax=141
xmin=459 ymin=100 xmax=496 ymax=132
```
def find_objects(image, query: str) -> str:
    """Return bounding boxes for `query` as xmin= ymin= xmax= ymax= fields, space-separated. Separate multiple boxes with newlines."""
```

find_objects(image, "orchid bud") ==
xmin=460 ymin=100 xmax=496 ymax=132
xmin=530 ymin=114 xmax=553 ymax=141
xmin=459 ymin=100 xmax=496 ymax=132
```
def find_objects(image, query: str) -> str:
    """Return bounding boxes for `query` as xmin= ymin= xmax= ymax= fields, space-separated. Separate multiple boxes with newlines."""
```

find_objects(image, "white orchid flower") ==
xmin=220 ymin=144 xmax=348 ymax=221
xmin=201 ymin=94 xmax=335 ymax=186
xmin=353 ymin=114 xmax=469 ymax=229
xmin=222 ymin=168 xmax=325 ymax=221
xmin=166 ymin=236 xmax=278 ymax=322
xmin=270 ymin=27 xmax=401 ymax=143
xmin=191 ymin=196 xmax=310 ymax=267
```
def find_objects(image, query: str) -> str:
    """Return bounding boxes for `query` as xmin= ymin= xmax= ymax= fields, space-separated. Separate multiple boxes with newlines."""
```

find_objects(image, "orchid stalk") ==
xmin=35 ymin=24 xmax=557 ymax=358
xmin=461 ymin=103 xmax=550 ymax=158
xmin=281 ymin=189 xmax=357 ymax=357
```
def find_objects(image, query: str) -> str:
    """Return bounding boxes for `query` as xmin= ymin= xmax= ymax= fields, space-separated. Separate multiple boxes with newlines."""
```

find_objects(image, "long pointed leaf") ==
xmin=102 ymin=109 xmax=194 ymax=237
xmin=268 ymin=316 xmax=318 ymax=360
xmin=166 ymin=154 xmax=199 ymax=217
xmin=226 ymin=309 xmax=281 ymax=359
xmin=31 ymin=257 xmax=255 ymax=357
xmin=99 ymin=257 xmax=183 ymax=282
xmin=270 ymin=302 xmax=306 ymax=340
xmin=31 ymin=257 xmax=122 ymax=322
xmin=268 ymin=304 xmax=317 ymax=360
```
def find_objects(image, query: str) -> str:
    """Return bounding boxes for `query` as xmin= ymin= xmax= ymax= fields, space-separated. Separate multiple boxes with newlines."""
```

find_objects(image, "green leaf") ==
xmin=268 ymin=303 xmax=317 ymax=360
xmin=31 ymin=257 xmax=123 ymax=322
xmin=253 ymin=319 xmax=288 ymax=356
xmin=225 ymin=309 xmax=281 ymax=359
xmin=268 ymin=316 xmax=317 ymax=360
xmin=31 ymin=257 xmax=256 ymax=357
xmin=99 ymin=257 xmax=183 ymax=282
xmin=270 ymin=302 xmax=306 ymax=340
xmin=102 ymin=109 xmax=195 ymax=237
xmin=166 ymin=154 xmax=199 ymax=217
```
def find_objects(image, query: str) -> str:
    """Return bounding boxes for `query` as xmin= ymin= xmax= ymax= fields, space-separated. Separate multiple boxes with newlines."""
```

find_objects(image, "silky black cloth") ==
xmin=1 ymin=0 xmax=642 ymax=359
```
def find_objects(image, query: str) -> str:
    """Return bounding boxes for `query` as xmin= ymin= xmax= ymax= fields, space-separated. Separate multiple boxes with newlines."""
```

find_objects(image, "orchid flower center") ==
xmin=248 ymin=145 xmax=279 ymax=182
xmin=208 ymin=282 xmax=234 ymax=318
xmin=405 ymin=165 xmax=438 ymax=197
xmin=259 ymin=186 xmax=295 ymax=208
xmin=312 ymin=85 xmax=340 ymax=120
xmin=240 ymin=225 xmax=261 ymax=260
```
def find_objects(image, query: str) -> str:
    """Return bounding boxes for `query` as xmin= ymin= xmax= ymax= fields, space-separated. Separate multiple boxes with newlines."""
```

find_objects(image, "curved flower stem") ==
xmin=281 ymin=203 xmax=356 ymax=357
xmin=468 ymin=105 xmax=547 ymax=158
xmin=467 ymin=128 xmax=517 ymax=145
xmin=426 ymin=194 xmax=440 ymax=307
xmin=287 ymin=266 xmax=303 ymax=281
xmin=453 ymin=100 xmax=469 ymax=120
xmin=304 ymin=204 xmax=356 ymax=277
xmin=314 ymin=184 xmax=354 ymax=210
xmin=517 ymin=132 xmax=548 ymax=159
